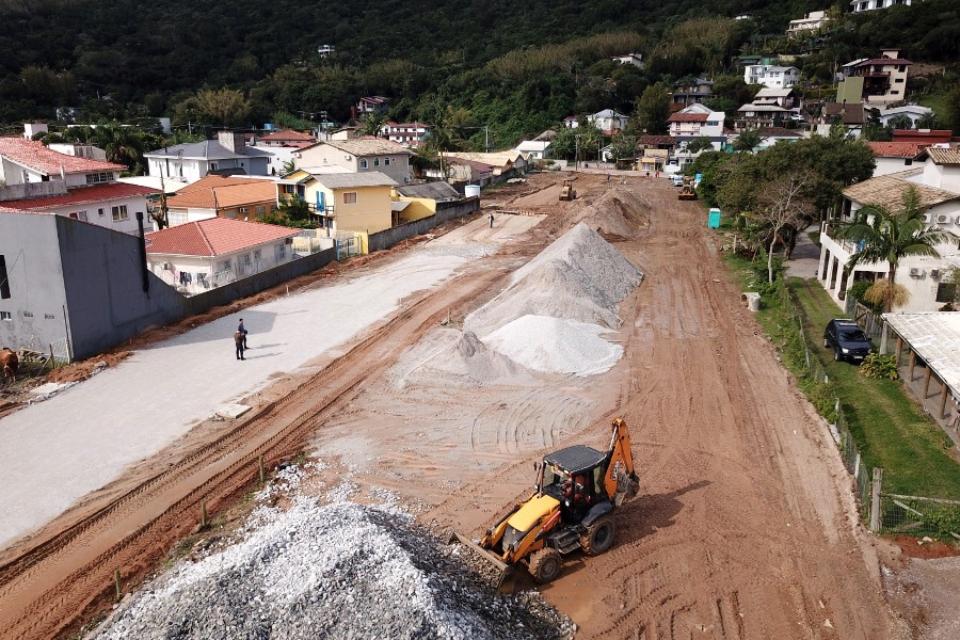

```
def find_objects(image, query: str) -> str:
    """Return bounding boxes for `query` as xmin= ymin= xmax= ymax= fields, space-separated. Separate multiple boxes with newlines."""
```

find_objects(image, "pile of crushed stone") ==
xmin=389 ymin=329 xmax=536 ymax=389
xmin=576 ymin=188 xmax=650 ymax=239
xmin=465 ymin=223 xmax=642 ymax=338
xmin=484 ymin=315 xmax=623 ymax=376
xmin=93 ymin=492 xmax=572 ymax=639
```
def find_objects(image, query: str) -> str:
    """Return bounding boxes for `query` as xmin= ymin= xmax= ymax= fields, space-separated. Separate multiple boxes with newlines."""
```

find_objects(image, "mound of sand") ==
xmin=389 ymin=329 xmax=536 ymax=389
xmin=465 ymin=223 xmax=642 ymax=337
xmin=576 ymin=188 xmax=650 ymax=239
xmin=484 ymin=315 xmax=623 ymax=376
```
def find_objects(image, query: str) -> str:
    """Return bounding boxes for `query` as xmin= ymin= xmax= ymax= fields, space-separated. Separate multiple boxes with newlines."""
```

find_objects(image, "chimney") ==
xmin=217 ymin=130 xmax=246 ymax=153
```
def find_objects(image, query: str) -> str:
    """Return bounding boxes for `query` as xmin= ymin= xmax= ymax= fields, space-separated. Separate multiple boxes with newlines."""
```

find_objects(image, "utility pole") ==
xmin=574 ymin=135 xmax=580 ymax=172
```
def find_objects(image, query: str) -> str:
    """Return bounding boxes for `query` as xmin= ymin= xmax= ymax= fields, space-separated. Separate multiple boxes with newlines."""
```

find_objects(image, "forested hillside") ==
xmin=1 ymin=0 xmax=959 ymax=145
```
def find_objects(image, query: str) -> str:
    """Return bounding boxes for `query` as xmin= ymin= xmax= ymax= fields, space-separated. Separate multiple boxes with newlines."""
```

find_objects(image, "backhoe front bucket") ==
xmin=449 ymin=531 xmax=514 ymax=592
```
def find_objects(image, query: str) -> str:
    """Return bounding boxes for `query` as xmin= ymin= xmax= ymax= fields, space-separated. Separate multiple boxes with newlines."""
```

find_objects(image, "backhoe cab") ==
xmin=453 ymin=418 xmax=639 ymax=586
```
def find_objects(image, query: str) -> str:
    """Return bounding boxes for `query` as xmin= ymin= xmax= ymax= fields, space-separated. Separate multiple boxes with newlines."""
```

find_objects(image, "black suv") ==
xmin=823 ymin=319 xmax=872 ymax=363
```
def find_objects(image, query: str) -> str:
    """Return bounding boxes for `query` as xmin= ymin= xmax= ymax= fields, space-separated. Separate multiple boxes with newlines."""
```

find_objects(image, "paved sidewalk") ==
xmin=0 ymin=215 xmax=540 ymax=547
xmin=786 ymin=226 xmax=821 ymax=279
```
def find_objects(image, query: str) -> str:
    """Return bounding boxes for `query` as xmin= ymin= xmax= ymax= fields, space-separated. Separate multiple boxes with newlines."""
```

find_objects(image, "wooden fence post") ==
xmin=869 ymin=468 xmax=883 ymax=533
xmin=114 ymin=568 xmax=122 ymax=601
xmin=200 ymin=500 xmax=208 ymax=529
xmin=258 ymin=455 xmax=265 ymax=484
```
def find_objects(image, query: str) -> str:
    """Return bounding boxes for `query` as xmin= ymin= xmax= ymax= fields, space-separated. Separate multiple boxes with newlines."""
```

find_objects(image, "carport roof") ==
xmin=883 ymin=312 xmax=960 ymax=397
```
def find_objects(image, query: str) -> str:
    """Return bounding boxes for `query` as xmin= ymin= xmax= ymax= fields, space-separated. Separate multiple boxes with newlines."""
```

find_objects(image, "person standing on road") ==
xmin=489 ymin=212 xmax=494 ymax=228
xmin=238 ymin=318 xmax=248 ymax=349
xmin=234 ymin=331 xmax=246 ymax=361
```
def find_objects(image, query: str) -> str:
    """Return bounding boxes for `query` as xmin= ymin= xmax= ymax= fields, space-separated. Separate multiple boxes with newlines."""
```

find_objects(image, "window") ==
xmin=254 ymin=249 xmax=262 ymax=261
xmin=0 ymin=255 xmax=9 ymax=299
xmin=111 ymin=205 xmax=128 ymax=222
xmin=98 ymin=208 xmax=104 ymax=217
xmin=0 ymin=311 xmax=10 ymax=321
xmin=217 ymin=260 xmax=231 ymax=272
xmin=239 ymin=207 xmax=248 ymax=215
xmin=905 ymin=158 xmax=913 ymax=166
xmin=343 ymin=192 xmax=358 ymax=204
xmin=22 ymin=311 xmax=33 ymax=318
xmin=241 ymin=253 xmax=252 ymax=266
xmin=196 ymin=273 xmax=210 ymax=288
xmin=360 ymin=159 xmax=368 ymax=169
xmin=44 ymin=313 xmax=55 ymax=320
xmin=256 ymin=205 xmax=265 ymax=215
xmin=374 ymin=158 xmax=380 ymax=167
xmin=210 ymin=162 xmax=218 ymax=171
xmin=69 ymin=211 xmax=88 ymax=222
xmin=937 ymin=283 xmax=957 ymax=303
xmin=85 ymin=172 xmax=112 ymax=185
xmin=275 ymin=243 xmax=287 ymax=260
xmin=384 ymin=157 xmax=391 ymax=166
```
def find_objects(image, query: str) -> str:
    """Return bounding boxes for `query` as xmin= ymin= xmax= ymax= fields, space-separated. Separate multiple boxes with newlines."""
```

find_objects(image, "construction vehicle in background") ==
xmin=452 ymin=418 xmax=639 ymax=586
xmin=678 ymin=176 xmax=697 ymax=201
xmin=559 ymin=179 xmax=576 ymax=201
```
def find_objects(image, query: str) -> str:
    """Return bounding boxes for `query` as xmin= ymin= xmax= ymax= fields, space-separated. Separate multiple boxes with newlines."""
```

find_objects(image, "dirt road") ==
xmin=0 ymin=174 xmax=902 ymax=639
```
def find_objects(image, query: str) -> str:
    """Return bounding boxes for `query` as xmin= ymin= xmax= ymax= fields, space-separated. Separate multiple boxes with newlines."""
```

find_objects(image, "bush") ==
xmin=860 ymin=353 xmax=898 ymax=380
xmin=848 ymin=280 xmax=883 ymax=313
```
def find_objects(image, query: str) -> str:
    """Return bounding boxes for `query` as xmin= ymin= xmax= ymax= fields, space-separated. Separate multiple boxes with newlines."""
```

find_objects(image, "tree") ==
xmin=635 ymin=83 xmax=671 ymax=134
xmin=685 ymin=137 xmax=714 ymax=154
xmin=838 ymin=187 xmax=957 ymax=311
xmin=733 ymin=129 xmax=762 ymax=152
xmin=360 ymin=112 xmax=385 ymax=136
xmin=750 ymin=172 xmax=815 ymax=283
xmin=192 ymin=88 xmax=251 ymax=126
xmin=886 ymin=114 xmax=913 ymax=131
xmin=91 ymin=124 xmax=148 ymax=174
xmin=280 ymin=158 xmax=297 ymax=175
xmin=607 ymin=133 xmax=637 ymax=163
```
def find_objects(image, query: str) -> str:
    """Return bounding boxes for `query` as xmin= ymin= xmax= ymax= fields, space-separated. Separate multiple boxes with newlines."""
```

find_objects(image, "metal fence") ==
xmin=774 ymin=284 xmax=960 ymax=538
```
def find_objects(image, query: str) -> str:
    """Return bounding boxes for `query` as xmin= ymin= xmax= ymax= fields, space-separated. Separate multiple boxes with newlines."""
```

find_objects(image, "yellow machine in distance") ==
xmin=453 ymin=418 xmax=639 ymax=585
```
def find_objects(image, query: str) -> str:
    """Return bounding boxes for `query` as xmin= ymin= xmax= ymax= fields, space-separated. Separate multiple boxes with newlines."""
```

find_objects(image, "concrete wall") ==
xmin=0 ymin=215 xmax=70 ymax=354
xmin=0 ymin=181 xmax=67 ymax=201
xmin=56 ymin=216 xmax=187 ymax=359
xmin=367 ymin=197 xmax=480 ymax=252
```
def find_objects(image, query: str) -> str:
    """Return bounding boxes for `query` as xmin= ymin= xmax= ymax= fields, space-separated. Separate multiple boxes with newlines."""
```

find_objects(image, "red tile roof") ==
xmin=165 ymin=175 xmax=277 ymax=210
xmin=145 ymin=217 xmax=299 ymax=257
xmin=0 ymin=137 xmax=124 ymax=175
xmin=638 ymin=135 xmax=676 ymax=147
xmin=3 ymin=182 xmax=158 ymax=210
xmin=668 ymin=113 xmax=709 ymax=123
xmin=854 ymin=58 xmax=912 ymax=67
xmin=258 ymin=129 xmax=315 ymax=143
xmin=892 ymin=129 xmax=955 ymax=144
xmin=866 ymin=141 xmax=926 ymax=159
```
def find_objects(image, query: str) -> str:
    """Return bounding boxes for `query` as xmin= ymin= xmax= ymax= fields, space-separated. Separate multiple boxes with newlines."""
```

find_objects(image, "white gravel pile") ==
xmin=93 ymin=494 xmax=571 ymax=640
xmin=576 ymin=188 xmax=650 ymax=239
xmin=465 ymin=223 xmax=642 ymax=337
xmin=484 ymin=315 xmax=623 ymax=376
xmin=389 ymin=329 xmax=536 ymax=389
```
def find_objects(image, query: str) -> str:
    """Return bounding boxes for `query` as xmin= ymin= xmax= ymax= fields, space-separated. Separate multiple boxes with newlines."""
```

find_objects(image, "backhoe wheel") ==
xmin=528 ymin=547 xmax=562 ymax=584
xmin=580 ymin=517 xmax=616 ymax=556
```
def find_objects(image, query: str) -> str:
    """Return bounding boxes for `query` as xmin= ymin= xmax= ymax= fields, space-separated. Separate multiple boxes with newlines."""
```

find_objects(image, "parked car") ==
xmin=823 ymin=319 xmax=872 ymax=363
xmin=670 ymin=174 xmax=685 ymax=187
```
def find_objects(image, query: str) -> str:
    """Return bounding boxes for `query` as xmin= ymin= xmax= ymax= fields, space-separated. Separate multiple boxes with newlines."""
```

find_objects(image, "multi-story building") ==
xmin=666 ymin=104 xmax=726 ymax=172
xmin=162 ymin=175 xmax=279 ymax=227
xmin=144 ymin=131 xmax=272 ymax=182
xmin=381 ymin=122 xmax=431 ymax=148
xmin=786 ymin=10 xmax=831 ymax=35
xmin=587 ymin=109 xmax=629 ymax=135
xmin=292 ymin=137 xmax=414 ymax=185
xmin=277 ymin=170 xmax=396 ymax=236
xmin=851 ymin=0 xmax=919 ymax=12
xmin=672 ymin=78 xmax=714 ymax=107
xmin=0 ymin=136 xmax=156 ymax=235
xmin=743 ymin=65 xmax=800 ymax=89
xmin=817 ymin=147 xmax=960 ymax=311
xmin=838 ymin=50 xmax=912 ymax=106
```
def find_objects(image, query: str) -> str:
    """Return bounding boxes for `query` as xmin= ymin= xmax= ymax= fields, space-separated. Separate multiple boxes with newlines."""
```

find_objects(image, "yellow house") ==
xmin=277 ymin=170 xmax=396 ymax=235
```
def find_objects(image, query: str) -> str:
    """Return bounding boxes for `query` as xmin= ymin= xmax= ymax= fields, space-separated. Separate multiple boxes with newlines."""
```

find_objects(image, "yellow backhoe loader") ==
xmin=452 ymin=418 xmax=639 ymax=586
xmin=559 ymin=179 xmax=576 ymax=201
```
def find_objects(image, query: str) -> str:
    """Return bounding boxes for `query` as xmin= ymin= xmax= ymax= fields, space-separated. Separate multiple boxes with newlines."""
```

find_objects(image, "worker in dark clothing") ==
xmin=234 ymin=331 xmax=246 ymax=360
xmin=489 ymin=212 xmax=494 ymax=228
xmin=237 ymin=318 xmax=248 ymax=349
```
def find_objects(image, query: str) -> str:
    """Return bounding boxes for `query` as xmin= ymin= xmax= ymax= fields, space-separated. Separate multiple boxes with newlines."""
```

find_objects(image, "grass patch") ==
xmin=723 ymin=252 xmax=960 ymax=499
xmin=790 ymin=279 xmax=960 ymax=499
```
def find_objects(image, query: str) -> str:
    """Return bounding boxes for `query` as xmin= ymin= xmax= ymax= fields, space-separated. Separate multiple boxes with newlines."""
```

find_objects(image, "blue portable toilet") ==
xmin=707 ymin=208 xmax=722 ymax=229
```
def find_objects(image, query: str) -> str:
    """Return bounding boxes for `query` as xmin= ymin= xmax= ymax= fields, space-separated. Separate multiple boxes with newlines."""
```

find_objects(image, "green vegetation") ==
xmin=2 ymin=0 xmax=959 ymax=145
xmin=727 ymin=251 xmax=960 ymax=499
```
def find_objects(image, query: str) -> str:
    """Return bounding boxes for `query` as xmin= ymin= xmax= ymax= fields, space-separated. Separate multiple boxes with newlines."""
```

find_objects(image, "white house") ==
xmin=611 ymin=53 xmax=644 ymax=68
xmin=878 ymin=104 xmax=934 ymax=128
xmin=145 ymin=217 xmax=300 ymax=295
xmin=516 ymin=140 xmax=552 ymax=160
xmin=144 ymin=131 xmax=272 ymax=183
xmin=818 ymin=148 xmax=960 ymax=312
xmin=839 ymin=50 xmax=912 ymax=106
xmin=0 ymin=136 xmax=156 ymax=235
xmin=787 ymin=10 xmax=830 ymax=35
xmin=866 ymin=142 xmax=926 ymax=177
xmin=292 ymin=137 xmax=414 ymax=185
xmin=666 ymin=104 xmax=726 ymax=172
xmin=851 ymin=0 xmax=920 ymax=12
xmin=743 ymin=64 xmax=800 ymax=89
xmin=587 ymin=109 xmax=629 ymax=135
xmin=381 ymin=122 xmax=431 ymax=148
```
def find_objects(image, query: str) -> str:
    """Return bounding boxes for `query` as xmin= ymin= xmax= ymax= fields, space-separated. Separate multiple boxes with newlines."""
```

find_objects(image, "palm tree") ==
xmin=838 ymin=186 xmax=956 ymax=311
xmin=93 ymin=124 xmax=146 ymax=174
